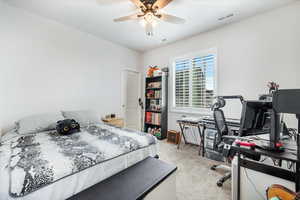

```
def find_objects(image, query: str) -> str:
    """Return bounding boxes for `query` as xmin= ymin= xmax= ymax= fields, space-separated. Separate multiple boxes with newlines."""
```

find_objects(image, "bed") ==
xmin=0 ymin=122 xmax=158 ymax=200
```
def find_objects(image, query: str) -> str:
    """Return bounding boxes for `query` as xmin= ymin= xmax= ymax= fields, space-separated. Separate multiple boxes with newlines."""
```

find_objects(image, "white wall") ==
xmin=0 ymin=3 xmax=141 ymax=131
xmin=141 ymin=2 xmax=300 ymax=131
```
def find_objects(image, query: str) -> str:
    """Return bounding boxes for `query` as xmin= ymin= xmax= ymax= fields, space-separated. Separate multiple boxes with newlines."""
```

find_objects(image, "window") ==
xmin=172 ymin=51 xmax=216 ymax=112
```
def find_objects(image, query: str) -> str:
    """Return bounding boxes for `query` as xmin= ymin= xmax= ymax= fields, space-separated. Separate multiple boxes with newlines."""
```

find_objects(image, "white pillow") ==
xmin=0 ymin=128 xmax=18 ymax=144
xmin=61 ymin=110 xmax=99 ymax=127
xmin=16 ymin=113 xmax=64 ymax=134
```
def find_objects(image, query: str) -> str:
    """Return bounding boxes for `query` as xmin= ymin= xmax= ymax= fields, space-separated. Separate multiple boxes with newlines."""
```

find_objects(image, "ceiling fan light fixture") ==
xmin=139 ymin=18 xmax=147 ymax=27
xmin=145 ymin=21 xmax=154 ymax=37
xmin=144 ymin=12 xmax=154 ymax=23
xmin=151 ymin=20 xmax=158 ymax=27
xmin=146 ymin=30 xmax=154 ymax=37
xmin=140 ymin=17 xmax=156 ymax=36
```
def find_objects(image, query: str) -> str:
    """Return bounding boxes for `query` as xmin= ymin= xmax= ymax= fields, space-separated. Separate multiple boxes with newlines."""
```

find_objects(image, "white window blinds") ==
xmin=175 ymin=59 xmax=190 ymax=107
xmin=174 ymin=54 xmax=215 ymax=109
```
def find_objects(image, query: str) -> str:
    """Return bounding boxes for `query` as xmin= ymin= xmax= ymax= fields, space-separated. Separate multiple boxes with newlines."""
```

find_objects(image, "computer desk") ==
xmin=177 ymin=118 xmax=204 ymax=155
xmin=232 ymin=135 xmax=300 ymax=200
xmin=177 ymin=117 xmax=240 ymax=157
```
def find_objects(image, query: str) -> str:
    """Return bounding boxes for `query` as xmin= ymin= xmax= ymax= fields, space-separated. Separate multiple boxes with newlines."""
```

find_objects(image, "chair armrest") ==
xmin=222 ymin=135 xmax=238 ymax=140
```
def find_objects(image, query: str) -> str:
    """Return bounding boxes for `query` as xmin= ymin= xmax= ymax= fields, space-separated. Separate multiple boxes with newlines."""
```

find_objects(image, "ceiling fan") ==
xmin=113 ymin=0 xmax=186 ymax=36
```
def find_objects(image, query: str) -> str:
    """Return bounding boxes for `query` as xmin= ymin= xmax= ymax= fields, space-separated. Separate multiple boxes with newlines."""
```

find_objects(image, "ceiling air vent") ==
xmin=218 ymin=13 xmax=234 ymax=21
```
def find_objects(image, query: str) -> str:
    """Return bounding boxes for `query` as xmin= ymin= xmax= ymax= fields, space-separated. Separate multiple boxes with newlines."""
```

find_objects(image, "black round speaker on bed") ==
xmin=56 ymin=119 xmax=80 ymax=135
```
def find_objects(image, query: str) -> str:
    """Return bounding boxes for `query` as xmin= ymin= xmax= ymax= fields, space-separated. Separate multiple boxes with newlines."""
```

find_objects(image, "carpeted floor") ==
xmin=158 ymin=140 xmax=231 ymax=200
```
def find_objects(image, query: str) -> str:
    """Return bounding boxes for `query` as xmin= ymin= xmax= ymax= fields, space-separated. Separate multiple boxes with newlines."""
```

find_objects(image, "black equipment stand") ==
xmin=217 ymin=95 xmax=244 ymax=103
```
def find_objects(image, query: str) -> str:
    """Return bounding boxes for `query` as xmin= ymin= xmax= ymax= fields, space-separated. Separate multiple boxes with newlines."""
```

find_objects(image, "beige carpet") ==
xmin=158 ymin=140 xmax=231 ymax=200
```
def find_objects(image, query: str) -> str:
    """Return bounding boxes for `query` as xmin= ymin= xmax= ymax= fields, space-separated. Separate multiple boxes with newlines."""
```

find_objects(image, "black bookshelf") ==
xmin=144 ymin=69 xmax=168 ymax=140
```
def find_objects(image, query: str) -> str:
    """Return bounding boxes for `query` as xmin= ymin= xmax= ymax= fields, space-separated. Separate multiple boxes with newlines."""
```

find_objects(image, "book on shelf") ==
xmin=149 ymin=99 xmax=161 ymax=111
xmin=155 ymin=90 xmax=161 ymax=98
xmin=147 ymin=82 xmax=161 ymax=89
xmin=145 ymin=112 xmax=161 ymax=125
xmin=146 ymin=90 xmax=161 ymax=99
xmin=146 ymin=112 xmax=152 ymax=123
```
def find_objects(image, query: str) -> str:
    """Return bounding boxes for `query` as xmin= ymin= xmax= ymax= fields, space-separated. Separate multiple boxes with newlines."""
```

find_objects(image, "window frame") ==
xmin=170 ymin=48 xmax=218 ymax=114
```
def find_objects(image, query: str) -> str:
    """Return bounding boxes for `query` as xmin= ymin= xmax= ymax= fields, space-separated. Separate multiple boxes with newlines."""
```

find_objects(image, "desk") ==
xmin=177 ymin=118 xmax=204 ymax=156
xmin=177 ymin=117 xmax=240 ymax=157
xmin=232 ymin=137 xmax=300 ymax=200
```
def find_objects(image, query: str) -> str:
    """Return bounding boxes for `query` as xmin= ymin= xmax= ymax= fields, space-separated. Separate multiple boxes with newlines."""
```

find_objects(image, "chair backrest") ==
xmin=212 ymin=98 xmax=229 ymax=145
xmin=214 ymin=108 xmax=228 ymax=137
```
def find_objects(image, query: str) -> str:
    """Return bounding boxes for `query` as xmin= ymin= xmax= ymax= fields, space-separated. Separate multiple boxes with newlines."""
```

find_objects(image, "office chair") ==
xmin=210 ymin=98 xmax=238 ymax=187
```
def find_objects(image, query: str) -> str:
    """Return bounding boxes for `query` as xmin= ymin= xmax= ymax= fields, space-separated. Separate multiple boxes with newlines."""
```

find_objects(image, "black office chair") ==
xmin=210 ymin=98 xmax=238 ymax=187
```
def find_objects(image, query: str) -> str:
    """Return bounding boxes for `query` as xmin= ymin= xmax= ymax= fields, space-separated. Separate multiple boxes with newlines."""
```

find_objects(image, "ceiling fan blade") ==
xmin=114 ymin=13 xmax=140 ymax=22
xmin=129 ymin=0 xmax=146 ymax=8
xmin=145 ymin=22 xmax=153 ymax=36
xmin=70 ymin=0 xmax=126 ymax=6
xmin=153 ymin=0 xmax=173 ymax=9
xmin=159 ymin=13 xmax=186 ymax=24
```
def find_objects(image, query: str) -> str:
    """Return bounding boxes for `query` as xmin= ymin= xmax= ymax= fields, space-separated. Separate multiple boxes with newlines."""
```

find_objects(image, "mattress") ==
xmin=0 ymin=125 xmax=158 ymax=200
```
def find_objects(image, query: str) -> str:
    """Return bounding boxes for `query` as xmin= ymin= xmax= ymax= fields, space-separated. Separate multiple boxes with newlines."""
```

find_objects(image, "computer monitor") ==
xmin=271 ymin=89 xmax=300 ymax=151
xmin=273 ymin=89 xmax=300 ymax=114
xmin=239 ymin=100 xmax=273 ymax=136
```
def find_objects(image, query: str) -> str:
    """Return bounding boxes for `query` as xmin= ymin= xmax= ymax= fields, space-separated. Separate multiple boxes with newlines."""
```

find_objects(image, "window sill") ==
xmin=169 ymin=108 xmax=212 ymax=116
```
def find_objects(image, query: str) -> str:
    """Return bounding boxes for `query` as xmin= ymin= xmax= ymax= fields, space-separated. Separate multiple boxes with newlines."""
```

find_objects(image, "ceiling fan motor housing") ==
xmin=141 ymin=0 xmax=158 ymax=6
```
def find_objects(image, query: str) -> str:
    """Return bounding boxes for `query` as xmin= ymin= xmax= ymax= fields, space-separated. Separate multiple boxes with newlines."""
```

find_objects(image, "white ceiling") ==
xmin=3 ymin=0 xmax=296 ymax=52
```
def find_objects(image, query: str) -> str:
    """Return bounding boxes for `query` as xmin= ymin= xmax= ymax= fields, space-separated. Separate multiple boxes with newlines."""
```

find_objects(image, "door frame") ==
xmin=121 ymin=68 xmax=142 ymax=130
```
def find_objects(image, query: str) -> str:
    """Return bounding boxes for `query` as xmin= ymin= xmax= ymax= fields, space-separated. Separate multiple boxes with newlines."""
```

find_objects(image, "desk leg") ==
xmin=296 ymin=161 xmax=300 ymax=192
xmin=177 ymin=132 xmax=181 ymax=150
xmin=296 ymin=133 xmax=300 ymax=192
xmin=198 ymin=125 xmax=205 ymax=157
xmin=237 ymin=152 xmax=241 ymax=200
xmin=178 ymin=123 xmax=185 ymax=150
xmin=202 ymin=125 xmax=206 ymax=157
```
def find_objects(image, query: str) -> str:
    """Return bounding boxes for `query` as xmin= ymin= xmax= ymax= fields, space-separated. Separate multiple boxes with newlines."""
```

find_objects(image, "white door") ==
xmin=122 ymin=70 xmax=141 ymax=130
